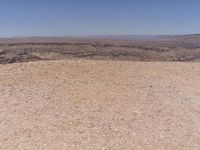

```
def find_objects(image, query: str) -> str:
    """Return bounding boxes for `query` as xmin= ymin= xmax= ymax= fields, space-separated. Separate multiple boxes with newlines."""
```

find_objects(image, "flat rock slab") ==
xmin=0 ymin=60 xmax=200 ymax=150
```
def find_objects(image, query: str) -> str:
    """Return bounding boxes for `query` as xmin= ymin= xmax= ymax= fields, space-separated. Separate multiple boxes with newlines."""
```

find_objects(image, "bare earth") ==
xmin=0 ymin=59 xmax=200 ymax=150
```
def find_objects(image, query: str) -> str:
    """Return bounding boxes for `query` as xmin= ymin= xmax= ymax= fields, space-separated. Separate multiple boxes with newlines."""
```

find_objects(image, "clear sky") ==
xmin=0 ymin=0 xmax=200 ymax=37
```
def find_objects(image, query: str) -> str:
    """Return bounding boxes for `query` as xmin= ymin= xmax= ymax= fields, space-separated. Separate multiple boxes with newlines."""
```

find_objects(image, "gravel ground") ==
xmin=0 ymin=60 xmax=200 ymax=150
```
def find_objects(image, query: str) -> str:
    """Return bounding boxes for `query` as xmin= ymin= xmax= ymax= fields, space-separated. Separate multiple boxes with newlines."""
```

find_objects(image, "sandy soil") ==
xmin=0 ymin=59 xmax=200 ymax=150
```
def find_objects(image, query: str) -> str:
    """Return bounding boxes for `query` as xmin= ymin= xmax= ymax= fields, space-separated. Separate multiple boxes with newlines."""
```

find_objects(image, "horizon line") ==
xmin=0 ymin=33 xmax=199 ymax=39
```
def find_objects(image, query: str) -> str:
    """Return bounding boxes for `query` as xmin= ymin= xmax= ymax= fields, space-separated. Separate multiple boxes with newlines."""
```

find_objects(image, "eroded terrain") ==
xmin=1 ymin=36 xmax=200 ymax=64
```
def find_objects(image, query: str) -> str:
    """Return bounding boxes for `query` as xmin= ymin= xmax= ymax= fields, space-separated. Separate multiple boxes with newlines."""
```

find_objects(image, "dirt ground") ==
xmin=0 ymin=59 xmax=200 ymax=150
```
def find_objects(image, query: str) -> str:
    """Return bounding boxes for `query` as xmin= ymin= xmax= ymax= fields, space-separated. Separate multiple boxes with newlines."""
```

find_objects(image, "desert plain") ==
xmin=0 ymin=36 xmax=200 ymax=149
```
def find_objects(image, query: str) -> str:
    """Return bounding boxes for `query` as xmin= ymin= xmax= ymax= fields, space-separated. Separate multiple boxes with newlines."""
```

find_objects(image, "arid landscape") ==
xmin=1 ymin=35 xmax=200 ymax=64
xmin=0 ymin=36 xmax=200 ymax=149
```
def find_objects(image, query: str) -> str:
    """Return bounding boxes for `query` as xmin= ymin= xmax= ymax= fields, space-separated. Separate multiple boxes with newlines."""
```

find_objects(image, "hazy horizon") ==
xmin=0 ymin=34 xmax=199 ymax=38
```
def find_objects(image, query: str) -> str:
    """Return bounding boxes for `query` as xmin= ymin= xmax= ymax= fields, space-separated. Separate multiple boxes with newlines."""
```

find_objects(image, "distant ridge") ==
xmin=0 ymin=34 xmax=200 ymax=43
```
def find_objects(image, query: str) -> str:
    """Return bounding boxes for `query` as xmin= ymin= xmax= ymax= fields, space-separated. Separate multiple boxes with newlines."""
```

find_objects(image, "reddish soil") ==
xmin=0 ymin=60 xmax=199 ymax=149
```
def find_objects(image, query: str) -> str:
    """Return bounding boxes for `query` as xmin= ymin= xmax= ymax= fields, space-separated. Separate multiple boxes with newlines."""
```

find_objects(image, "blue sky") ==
xmin=0 ymin=0 xmax=200 ymax=37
